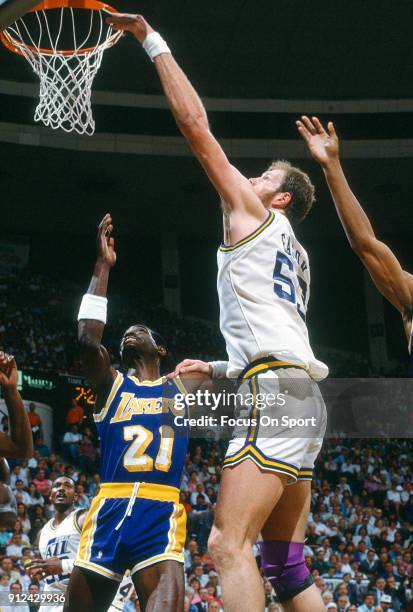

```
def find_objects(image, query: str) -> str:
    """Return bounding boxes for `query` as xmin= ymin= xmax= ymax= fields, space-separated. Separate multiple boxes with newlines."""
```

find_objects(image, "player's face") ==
xmin=249 ymin=169 xmax=286 ymax=207
xmin=51 ymin=477 xmax=76 ymax=509
xmin=120 ymin=325 xmax=159 ymax=363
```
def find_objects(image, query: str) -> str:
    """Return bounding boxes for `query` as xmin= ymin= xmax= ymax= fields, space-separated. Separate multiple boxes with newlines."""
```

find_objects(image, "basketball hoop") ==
xmin=0 ymin=0 xmax=122 ymax=135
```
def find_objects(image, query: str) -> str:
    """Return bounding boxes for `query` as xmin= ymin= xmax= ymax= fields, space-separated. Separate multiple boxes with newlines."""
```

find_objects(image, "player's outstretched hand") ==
xmin=105 ymin=13 xmax=154 ymax=44
xmin=97 ymin=213 xmax=116 ymax=268
xmin=0 ymin=352 xmax=18 ymax=390
xmin=167 ymin=359 xmax=211 ymax=380
xmin=28 ymin=557 xmax=62 ymax=578
xmin=296 ymin=116 xmax=339 ymax=168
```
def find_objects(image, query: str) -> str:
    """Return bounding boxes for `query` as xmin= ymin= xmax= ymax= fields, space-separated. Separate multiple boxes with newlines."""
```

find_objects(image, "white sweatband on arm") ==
xmin=143 ymin=32 xmax=171 ymax=62
xmin=77 ymin=294 xmax=107 ymax=324
xmin=61 ymin=559 xmax=74 ymax=574
xmin=208 ymin=361 xmax=228 ymax=379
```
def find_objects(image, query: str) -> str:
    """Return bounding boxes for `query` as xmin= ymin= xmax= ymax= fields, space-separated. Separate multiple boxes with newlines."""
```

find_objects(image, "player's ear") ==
xmin=157 ymin=345 xmax=167 ymax=358
xmin=271 ymin=191 xmax=291 ymax=209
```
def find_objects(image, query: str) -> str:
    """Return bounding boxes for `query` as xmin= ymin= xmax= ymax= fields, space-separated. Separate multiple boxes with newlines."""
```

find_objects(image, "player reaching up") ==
xmin=65 ymin=214 xmax=207 ymax=612
xmin=297 ymin=116 xmax=413 ymax=356
xmin=106 ymin=14 xmax=328 ymax=612
xmin=0 ymin=352 xmax=33 ymax=529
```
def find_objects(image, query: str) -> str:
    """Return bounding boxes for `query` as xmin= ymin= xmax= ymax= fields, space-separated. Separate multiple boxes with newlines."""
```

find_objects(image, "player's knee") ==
xmin=208 ymin=527 xmax=238 ymax=568
xmin=259 ymin=540 xmax=313 ymax=603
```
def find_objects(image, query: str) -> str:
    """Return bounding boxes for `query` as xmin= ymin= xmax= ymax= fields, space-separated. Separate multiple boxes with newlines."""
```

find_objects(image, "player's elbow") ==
xmin=78 ymin=332 xmax=100 ymax=355
xmin=179 ymin=115 xmax=210 ymax=141
xmin=349 ymin=234 xmax=376 ymax=258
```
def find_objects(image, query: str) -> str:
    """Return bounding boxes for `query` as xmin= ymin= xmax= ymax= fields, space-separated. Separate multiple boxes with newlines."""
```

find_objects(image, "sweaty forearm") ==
xmin=86 ymin=258 xmax=111 ymax=298
xmin=323 ymin=160 xmax=375 ymax=249
xmin=153 ymin=53 xmax=209 ymax=132
xmin=2 ymin=387 xmax=33 ymax=458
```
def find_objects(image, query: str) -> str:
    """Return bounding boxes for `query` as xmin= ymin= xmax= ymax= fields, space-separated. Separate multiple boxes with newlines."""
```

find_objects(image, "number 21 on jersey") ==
xmin=123 ymin=425 xmax=174 ymax=473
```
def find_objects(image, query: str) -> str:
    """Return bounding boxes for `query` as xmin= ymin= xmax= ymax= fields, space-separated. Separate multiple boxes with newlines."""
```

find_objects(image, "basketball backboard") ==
xmin=0 ymin=0 xmax=40 ymax=30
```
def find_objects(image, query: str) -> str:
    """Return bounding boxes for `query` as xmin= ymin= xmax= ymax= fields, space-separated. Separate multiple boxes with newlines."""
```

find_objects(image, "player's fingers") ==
xmin=105 ymin=14 xmax=135 ymax=27
xmin=175 ymin=359 xmax=194 ymax=369
xmin=178 ymin=364 xmax=205 ymax=374
xmin=312 ymin=116 xmax=327 ymax=135
xmin=327 ymin=121 xmax=337 ymax=138
xmin=99 ymin=213 xmax=111 ymax=228
xmin=28 ymin=561 xmax=44 ymax=569
xmin=7 ymin=356 xmax=16 ymax=370
xmin=296 ymin=121 xmax=311 ymax=143
xmin=301 ymin=115 xmax=317 ymax=134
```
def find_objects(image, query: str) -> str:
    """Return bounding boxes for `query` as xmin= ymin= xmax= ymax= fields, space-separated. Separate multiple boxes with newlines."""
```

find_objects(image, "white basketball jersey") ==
xmin=217 ymin=210 xmax=328 ymax=380
xmin=107 ymin=574 xmax=134 ymax=611
xmin=38 ymin=509 xmax=83 ymax=593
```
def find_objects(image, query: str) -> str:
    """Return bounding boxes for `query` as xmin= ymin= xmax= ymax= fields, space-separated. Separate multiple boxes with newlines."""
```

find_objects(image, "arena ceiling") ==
xmin=1 ymin=0 xmax=413 ymax=241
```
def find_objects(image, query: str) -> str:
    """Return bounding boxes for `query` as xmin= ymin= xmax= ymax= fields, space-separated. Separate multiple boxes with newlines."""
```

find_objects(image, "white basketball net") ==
xmin=1 ymin=6 xmax=122 ymax=135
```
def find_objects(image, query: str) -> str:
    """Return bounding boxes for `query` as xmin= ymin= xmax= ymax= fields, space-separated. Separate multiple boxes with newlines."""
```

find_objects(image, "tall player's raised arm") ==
xmin=77 ymin=214 xmax=117 ymax=392
xmin=105 ymin=14 xmax=267 ymax=224
xmin=0 ymin=353 xmax=33 ymax=458
xmin=297 ymin=116 xmax=413 ymax=314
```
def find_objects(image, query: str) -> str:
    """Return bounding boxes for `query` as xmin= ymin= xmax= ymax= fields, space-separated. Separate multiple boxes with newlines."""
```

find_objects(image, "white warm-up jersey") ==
xmin=38 ymin=509 xmax=83 ymax=594
xmin=217 ymin=210 xmax=328 ymax=380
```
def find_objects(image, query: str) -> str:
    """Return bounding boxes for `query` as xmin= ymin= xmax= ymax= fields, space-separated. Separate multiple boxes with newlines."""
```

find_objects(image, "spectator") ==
xmin=358 ymin=592 xmax=377 ymax=611
xmin=33 ymin=435 xmax=50 ymax=458
xmin=75 ymin=485 xmax=90 ymax=510
xmin=24 ymin=483 xmax=44 ymax=507
xmin=62 ymin=425 xmax=82 ymax=463
xmin=2 ymin=581 xmax=30 ymax=612
xmin=77 ymin=434 xmax=98 ymax=473
xmin=6 ymin=534 xmax=24 ymax=561
xmin=0 ymin=558 xmax=20 ymax=582
xmin=16 ymin=504 xmax=31 ymax=535
xmin=27 ymin=404 xmax=42 ymax=436
xmin=66 ymin=399 xmax=85 ymax=426
xmin=11 ymin=466 xmax=28 ymax=489
xmin=32 ymin=469 xmax=51 ymax=499
xmin=195 ymin=587 xmax=210 ymax=611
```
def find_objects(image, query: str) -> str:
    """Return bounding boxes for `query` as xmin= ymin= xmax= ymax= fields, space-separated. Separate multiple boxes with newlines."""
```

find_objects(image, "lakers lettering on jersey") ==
xmin=217 ymin=210 xmax=328 ymax=380
xmin=75 ymin=374 xmax=188 ymax=580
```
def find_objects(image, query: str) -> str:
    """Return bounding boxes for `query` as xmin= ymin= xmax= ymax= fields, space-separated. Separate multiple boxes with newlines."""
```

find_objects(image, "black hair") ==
xmin=53 ymin=475 xmax=76 ymax=488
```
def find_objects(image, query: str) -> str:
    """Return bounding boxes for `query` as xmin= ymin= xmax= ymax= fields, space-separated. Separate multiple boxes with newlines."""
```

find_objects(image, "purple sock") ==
xmin=259 ymin=540 xmax=311 ymax=600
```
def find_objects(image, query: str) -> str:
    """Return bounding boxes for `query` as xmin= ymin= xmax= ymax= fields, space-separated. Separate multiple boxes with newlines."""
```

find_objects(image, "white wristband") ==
xmin=208 ymin=361 xmax=228 ymax=379
xmin=61 ymin=558 xmax=74 ymax=574
xmin=77 ymin=294 xmax=107 ymax=324
xmin=143 ymin=31 xmax=171 ymax=62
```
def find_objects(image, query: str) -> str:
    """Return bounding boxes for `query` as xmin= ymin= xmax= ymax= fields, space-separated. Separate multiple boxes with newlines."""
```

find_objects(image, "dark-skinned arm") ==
xmin=0 ymin=352 xmax=33 ymax=458
xmin=78 ymin=214 xmax=117 ymax=395
xmin=105 ymin=14 xmax=267 ymax=245
xmin=297 ymin=116 xmax=413 ymax=314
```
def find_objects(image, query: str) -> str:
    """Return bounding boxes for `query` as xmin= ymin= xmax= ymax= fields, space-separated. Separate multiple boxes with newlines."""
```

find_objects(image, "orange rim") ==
xmin=0 ymin=0 xmax=119 ymax=56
